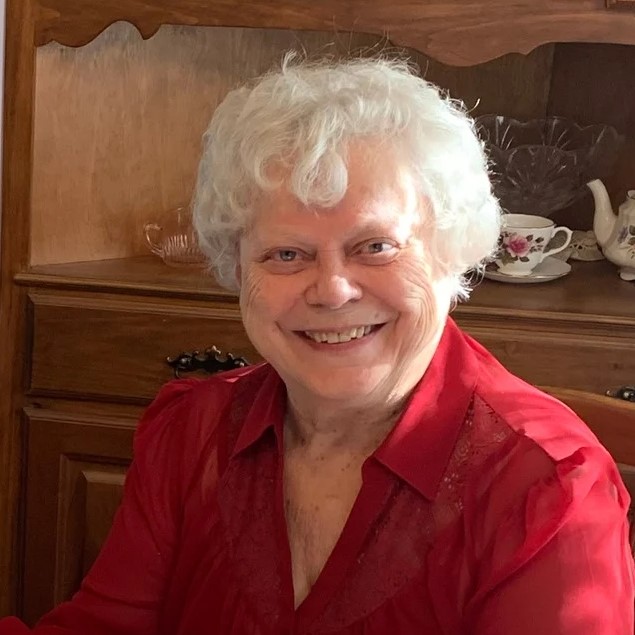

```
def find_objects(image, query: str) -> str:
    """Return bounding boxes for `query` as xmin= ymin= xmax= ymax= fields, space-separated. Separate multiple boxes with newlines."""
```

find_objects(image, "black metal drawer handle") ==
xmin=167 ymin=347 xmax=249 ymax=378
xmin=606 ymin=386 xmax=635 ymax=402
xmin=606 ymin=0 xmax=635 ymax=9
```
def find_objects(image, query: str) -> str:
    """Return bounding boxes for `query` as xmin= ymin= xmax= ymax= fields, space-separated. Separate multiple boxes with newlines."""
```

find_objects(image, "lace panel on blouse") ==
xmin=218 ymin=391 xmax=515 ymax=633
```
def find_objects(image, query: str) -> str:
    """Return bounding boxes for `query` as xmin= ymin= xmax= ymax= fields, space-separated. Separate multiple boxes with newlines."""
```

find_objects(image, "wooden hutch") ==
xmin=1 ymin=0 xmax=635 ymax=624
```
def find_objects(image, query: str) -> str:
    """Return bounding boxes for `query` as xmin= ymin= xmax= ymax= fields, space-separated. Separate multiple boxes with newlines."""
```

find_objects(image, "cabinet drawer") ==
xmin=29 ymin=291 xmax=634 ymax=402
xmin=458 ymin=319 xmax=635 ymax=395
xmin=29 ymin=292 xmax=260 ymax=402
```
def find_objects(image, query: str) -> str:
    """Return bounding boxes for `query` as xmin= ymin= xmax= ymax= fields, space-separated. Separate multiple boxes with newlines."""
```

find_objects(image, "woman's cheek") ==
xmin=239 ymin=268 xmax=267 ymax=322
xmin=398 ymin=261 xmax=447 ymax=340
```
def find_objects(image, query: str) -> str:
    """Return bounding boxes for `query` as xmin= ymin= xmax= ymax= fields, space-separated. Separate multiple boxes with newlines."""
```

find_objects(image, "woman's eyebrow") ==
xmin=249 ymin=232 xmax=316 ymax=251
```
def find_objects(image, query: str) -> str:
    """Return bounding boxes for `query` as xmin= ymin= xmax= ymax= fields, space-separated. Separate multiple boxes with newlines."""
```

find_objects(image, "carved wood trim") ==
xmin=0 ymin=0 xmax=37 ymax=615
xmin=33 ymin=1 xmax=635 ymax=67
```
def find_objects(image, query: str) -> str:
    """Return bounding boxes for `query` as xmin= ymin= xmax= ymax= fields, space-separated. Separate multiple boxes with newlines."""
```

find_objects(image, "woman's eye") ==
xmin=359 ymin=240 xmax=398 ymax=255
xmin=365 ymin=241 xmax=392 ymax=254
xmin=272 ymin=249 xmax=298 ymax=262
xmin=354 ymin=239 xmax=400 ymax=264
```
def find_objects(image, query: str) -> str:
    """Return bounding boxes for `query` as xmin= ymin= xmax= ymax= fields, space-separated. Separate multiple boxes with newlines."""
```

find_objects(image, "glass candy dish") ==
xmin=476 ymin=115 xmax=624 ymax=217
xmin=144 ymin=206 xmax=206 ymax=267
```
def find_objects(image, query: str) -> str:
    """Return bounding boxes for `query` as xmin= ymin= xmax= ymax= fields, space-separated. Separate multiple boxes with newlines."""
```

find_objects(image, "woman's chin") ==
xmin=294 ymin=370 xmax=390 ymax=404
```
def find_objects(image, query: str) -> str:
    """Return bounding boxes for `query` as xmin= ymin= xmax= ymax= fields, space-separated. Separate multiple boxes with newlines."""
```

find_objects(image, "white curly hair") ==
xmin=192 ymin=53 xmax=501 ymax=300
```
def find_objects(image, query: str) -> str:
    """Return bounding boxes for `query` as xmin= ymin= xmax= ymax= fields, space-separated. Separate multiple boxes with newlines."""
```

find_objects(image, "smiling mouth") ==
xmin=298 ymin=324 xmax=384 ymax=344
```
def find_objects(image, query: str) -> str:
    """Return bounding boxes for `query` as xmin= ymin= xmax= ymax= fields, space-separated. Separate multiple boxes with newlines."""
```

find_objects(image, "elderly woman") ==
xmin=1 ymin=56 xmax=633 ymax=634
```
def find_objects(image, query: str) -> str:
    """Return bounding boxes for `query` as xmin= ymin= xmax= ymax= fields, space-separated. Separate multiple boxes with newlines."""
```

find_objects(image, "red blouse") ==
xmin=2 ymin=319 xmax=633 ymax=634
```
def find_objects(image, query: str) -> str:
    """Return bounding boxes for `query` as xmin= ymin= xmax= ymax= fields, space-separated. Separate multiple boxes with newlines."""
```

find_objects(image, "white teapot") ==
xmin=587 ymin=179 xmax=635 ymax=281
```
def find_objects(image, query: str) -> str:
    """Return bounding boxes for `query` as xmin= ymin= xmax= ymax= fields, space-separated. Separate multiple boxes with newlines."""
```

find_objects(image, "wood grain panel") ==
xmin=34 ymin=0 xmax=635 ymax=65
xmin=21 ymin=408 xmax=134 ymax=625
xmin=410 ymin=44 xmax=554 ymax=121
xmin=606 ymin=0 xmax=635 ymax=8
xmin=31 ymin=22 xmax=554 ymax=267
xmin=28 ymin=291 xmax=261 ymax=402
xmin=0 ymin=0 xmax=37 ymax=614
xmin=55 ymin=459 xmax=126 ymax=603
xmin=547 ymin=42 xmax=635 ymax=231
xmin=26 ymin=284 xmax=635 ymax=403
xmin=460 ymin=323 xmax=635 ymax=395
xmin=30 ymin=23 xmax=380 ymax=265
xmin=19 ymin=256 xmax=239 ymax=301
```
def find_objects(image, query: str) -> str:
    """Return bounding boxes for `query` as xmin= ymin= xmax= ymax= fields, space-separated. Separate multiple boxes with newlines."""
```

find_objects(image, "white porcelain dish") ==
xmin=484 ymin=256 xmax=572 ymax=284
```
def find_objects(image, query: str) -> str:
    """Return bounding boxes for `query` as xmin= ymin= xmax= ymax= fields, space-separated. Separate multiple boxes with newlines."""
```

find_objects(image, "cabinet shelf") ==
xmin=15 ymin=255 xmax=635 ymax=325
xmin=462 ymin=260 xmax=635 ymax=326
xmin=16 ymin=256 xmax=236 ymax=302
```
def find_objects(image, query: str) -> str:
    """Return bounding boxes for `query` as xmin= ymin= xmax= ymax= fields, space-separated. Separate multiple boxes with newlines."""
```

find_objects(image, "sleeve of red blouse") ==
xmin=468 ymin=447 xmax=635 ymax=635
xmin=0 ymin=379 xmax=202 ymax=635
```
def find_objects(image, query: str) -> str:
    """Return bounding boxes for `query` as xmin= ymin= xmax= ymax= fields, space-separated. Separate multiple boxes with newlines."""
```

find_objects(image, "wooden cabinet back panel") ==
xmin=29 ymin=293 xmax=260 ymax=402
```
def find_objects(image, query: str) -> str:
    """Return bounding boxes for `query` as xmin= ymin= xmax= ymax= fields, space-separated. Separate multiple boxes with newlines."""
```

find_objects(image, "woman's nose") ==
xmin=304 ymin=258 xmax=362 ymax=309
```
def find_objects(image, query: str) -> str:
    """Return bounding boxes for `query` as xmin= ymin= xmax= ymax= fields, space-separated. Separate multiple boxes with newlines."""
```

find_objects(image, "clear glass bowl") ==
xmin=475 ymin=115 xmax=624 ymax=217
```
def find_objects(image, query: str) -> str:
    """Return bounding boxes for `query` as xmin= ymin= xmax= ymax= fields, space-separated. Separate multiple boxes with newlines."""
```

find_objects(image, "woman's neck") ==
xmin=284 ymin=393 xmax=408 ymax=455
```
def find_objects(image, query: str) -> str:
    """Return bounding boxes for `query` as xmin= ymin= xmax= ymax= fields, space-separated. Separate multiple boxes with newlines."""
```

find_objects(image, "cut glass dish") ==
xmin=476 ymin=115 xmax=624 ymax=217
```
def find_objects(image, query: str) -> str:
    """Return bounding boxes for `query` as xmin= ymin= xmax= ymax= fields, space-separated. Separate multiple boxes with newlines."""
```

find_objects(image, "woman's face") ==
xmin=238 ymin=142 xmax=454 ymax=408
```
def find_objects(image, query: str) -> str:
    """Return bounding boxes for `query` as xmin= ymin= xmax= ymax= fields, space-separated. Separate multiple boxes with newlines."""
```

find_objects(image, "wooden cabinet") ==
xmin=20 ymin=260 xmax=635 ymax=401
xmin=1 ymin=0 xmax=635 ymax=622
xmin=21 ymin=406 xmax=136 ymax=624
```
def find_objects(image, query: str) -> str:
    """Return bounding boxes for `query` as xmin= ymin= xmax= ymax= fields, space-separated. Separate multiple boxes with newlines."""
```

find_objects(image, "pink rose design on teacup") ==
xmin=503 ymin=233 xmax=531 ymax=258
xmin=494 ymin=214 xmax=573 ymax=276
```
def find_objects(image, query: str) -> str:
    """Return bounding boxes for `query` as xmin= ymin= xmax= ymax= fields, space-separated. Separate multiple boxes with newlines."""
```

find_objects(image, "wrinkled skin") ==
xmin=238 ymin=140 xmax=454 ymax=435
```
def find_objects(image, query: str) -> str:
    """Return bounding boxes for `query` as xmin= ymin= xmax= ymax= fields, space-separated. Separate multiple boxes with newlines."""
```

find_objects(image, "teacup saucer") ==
xmin=484 ymin=256 xmax=572 ymax=284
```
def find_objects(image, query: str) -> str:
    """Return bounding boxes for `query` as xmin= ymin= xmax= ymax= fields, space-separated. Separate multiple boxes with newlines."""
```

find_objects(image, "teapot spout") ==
xmin=587 ymin=179 xmax=616 ymax=247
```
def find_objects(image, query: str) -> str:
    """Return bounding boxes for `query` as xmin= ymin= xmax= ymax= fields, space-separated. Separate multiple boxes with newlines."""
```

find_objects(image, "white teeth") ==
xmin=303 ymin=325 xmax=376 ymax=344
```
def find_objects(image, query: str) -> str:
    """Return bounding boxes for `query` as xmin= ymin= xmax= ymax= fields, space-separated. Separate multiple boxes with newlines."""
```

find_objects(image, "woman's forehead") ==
xmin=246 ymin=194 xmax=426 ymax=248
xmin=244 ymin=141 xmax=428 ymax=244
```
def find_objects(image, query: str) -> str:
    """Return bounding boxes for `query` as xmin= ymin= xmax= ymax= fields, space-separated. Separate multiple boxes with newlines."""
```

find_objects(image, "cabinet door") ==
xmin=21 ymin=407 xmax=135 ymax=626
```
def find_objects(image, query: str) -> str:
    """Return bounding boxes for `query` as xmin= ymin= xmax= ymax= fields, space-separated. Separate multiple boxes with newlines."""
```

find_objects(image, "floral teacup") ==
xmin=495 ymin=214 xmax=573 ymax=277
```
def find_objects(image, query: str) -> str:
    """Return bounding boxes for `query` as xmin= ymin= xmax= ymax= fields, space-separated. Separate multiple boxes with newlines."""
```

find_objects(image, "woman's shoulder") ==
xmin=469 ymin=343 xmax=608 ymax=465
xmin=133 ymin=363 xmax=274 ymax=463
xmin=462 ymin=365 xmax=625 ymax=534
